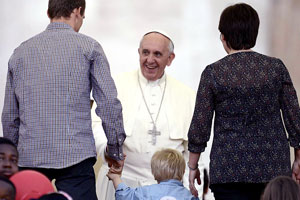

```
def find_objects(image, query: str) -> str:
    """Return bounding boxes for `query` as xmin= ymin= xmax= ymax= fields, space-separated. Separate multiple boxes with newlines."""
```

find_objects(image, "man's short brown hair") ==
xmin=48 ymin=0 xmax=85 ymax=19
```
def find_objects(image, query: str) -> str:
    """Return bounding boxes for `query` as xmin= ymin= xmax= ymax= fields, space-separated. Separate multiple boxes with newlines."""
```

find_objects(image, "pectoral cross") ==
xmin=148 ymin=125 xmax=161 ymax=145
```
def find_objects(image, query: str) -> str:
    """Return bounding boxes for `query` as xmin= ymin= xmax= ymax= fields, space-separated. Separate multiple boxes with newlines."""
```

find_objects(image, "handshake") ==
xmin=105 ymin=153 xmax=126 ymax=187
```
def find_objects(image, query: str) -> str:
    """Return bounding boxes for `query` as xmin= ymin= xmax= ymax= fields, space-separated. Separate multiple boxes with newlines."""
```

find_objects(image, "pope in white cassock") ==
xmin=92 ymin=31 xmax=211 ymax=200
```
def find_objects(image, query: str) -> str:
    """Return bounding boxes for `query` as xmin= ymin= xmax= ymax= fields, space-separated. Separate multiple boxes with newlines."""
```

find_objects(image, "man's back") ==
xmin=3 ymin=1 xmax=125 ymax=198
xmin=3 ymin=22 xmax=103 ymax=168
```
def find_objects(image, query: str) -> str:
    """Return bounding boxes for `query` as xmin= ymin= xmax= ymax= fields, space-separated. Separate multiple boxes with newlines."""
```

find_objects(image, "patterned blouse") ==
xmin=188 ymin=51 xmax=300 ymax=184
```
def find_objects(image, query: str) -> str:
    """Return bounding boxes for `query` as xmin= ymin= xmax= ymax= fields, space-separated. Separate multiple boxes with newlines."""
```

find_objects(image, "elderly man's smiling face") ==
xmin=138 ymin=33 xmax=175 ymax=81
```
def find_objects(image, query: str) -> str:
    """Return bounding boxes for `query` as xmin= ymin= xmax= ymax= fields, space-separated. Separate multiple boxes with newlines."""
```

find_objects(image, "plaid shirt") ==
xmin=2 ymin=22 xmax=126 ymax=168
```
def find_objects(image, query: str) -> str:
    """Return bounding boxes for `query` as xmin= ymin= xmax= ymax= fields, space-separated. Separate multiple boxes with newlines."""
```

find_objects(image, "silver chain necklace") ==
xmin=138 ymin=72 xmax=167 ymax=145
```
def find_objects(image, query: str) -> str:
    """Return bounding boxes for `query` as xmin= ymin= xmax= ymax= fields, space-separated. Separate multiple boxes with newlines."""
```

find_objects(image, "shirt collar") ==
xmin=159 ymin=179 xmax=183 ymax=186
xmin=46 ymin=22 xmax=74 ymax=31
xmin=138 ymin=68 xmax=166 ymax=87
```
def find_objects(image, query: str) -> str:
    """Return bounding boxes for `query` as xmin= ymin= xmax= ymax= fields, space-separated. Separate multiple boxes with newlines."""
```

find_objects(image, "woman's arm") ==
xmin=188 ymin=152 xmax=201 ymax=197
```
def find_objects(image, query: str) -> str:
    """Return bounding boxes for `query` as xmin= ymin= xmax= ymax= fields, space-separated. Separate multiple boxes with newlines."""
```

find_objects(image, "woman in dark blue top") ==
xmin=187 ymin=3 xmax=300 ymax=200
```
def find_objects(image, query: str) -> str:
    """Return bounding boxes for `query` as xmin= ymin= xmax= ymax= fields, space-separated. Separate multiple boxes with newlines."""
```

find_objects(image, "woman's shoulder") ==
xmin=252 ymin=52 xmax=283 ymax=63
xmin=250 ymin=52 xmax=286 ymax=70
xmin=209 ymin=51 xmax=284 ymax=68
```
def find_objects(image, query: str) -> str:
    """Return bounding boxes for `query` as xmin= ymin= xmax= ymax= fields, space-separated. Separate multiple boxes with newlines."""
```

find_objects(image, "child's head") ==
xmin=0 ymin=176 xmax=16 ymax=200
xmin=151 ymin=148 xmax=185 ymax=183
xmin=35 ymin=192 xmax=72 ymax=200
xmin=262 ymin=176 xmax=300 ymax=200
xmin=0 ymin=137 xmax=18 ymax=178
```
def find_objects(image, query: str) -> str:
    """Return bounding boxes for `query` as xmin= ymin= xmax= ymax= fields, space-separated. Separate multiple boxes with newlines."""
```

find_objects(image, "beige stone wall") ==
xmin=269 ymin=0 xmax=300 ymax=101
xmin=269 ymin=0 xmax=300 ymax=163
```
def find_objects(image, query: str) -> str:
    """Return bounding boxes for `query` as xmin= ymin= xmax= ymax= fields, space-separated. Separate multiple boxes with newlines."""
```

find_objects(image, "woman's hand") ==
xmin=292 ymin=149 xmax=300 ymax=184
xmin=189 ymin=167 xmax=201 ymax=197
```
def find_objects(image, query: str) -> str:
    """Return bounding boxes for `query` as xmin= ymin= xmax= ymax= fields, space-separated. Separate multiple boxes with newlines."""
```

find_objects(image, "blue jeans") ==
xmin=20 ymin=157 xmax=97 ymax=200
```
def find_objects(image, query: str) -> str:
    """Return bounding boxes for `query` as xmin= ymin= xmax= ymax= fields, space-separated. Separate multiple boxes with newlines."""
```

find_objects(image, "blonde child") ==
xmin=107 ymin=148 xmax=198 ymax=200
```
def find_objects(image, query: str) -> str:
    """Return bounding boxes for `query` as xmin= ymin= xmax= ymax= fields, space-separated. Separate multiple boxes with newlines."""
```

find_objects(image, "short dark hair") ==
xmin=218 ymin=3 xmax=259 ymax=50
xmin=262 ymin=176 xmax=300 ymax=200
xmin=0 ymin=137 xmax=17 ymax=154
xmin=36 ymin=193 xmax=68 ymax=200
xmin=48 ymin=0 xmax=85 ymax=19
xmin=0 ymin=176 xmax=16 ymax=198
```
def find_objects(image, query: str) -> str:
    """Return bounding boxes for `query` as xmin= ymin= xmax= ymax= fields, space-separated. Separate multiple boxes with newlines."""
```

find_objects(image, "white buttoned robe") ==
xmin=92 ymin=70 xmax=212 ymax=200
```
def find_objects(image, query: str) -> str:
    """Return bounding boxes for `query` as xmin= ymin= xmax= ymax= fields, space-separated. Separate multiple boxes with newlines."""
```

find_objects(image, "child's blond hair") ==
xmin=151 ymin=148 xmax=185 ymax=182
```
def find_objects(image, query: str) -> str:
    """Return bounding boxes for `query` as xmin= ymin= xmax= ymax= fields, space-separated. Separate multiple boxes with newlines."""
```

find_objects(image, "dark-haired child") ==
xmin=0 ymin=176 xmax=16 ymax=200
xmin=0 ymin=137 xmax=18 ymax=178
